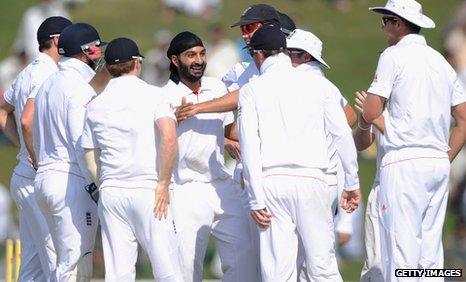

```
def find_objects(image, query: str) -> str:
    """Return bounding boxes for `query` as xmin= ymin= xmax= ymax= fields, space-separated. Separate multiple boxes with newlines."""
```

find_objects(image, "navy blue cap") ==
xmin=231 ymin=4 xmax=280 ymax=27
xmin=278 ymin=12 xmax=296 ymax=35
xmin=58 ymin=23 xmax=104 ymax=57
xmin=37 ymin=16 xmax=72 ymax=44
xmin=249 ymin=25 xmax=286 ymax=51
xmin=105 ymin=37 xmax=143 ymax=65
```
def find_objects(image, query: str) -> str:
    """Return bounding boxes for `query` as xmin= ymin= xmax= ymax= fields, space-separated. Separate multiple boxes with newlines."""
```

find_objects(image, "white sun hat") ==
xmin=369 ymin=0 xmax=435 ymax=29
xmin=286 ymin=29 xmax=330 ymax=69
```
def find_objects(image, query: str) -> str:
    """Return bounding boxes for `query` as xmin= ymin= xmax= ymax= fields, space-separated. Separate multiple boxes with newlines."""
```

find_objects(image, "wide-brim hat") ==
xmin=369 ymin=0 xmax=435 ymax=29
xmin=286 ymin=29 xmax=330 ymax=69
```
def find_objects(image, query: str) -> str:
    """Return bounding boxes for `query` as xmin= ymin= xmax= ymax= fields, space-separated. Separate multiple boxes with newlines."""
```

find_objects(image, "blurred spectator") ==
xmin=0 ymin=51 xmax=28 ymax=94
xmin=162 ymin=0 xmax=222 ymax=18
xmin=142 ymin=30 xmax=173 ymax=87
xmin=205 ymin=25 xmax=241 ymax=79
xmin=13 ymin=0 xmax=70 ymax=62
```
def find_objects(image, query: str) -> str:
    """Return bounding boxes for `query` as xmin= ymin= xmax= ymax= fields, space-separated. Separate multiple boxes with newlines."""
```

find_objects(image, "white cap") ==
xmin=286 ymin=29 xmax=330 ymax=69
xmin=369 ymin=0 xmax=435 ymax=29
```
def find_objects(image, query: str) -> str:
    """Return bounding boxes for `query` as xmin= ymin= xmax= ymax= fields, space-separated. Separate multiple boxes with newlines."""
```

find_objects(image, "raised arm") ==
xmin=175 ymin=90 xmax=239 ymax=121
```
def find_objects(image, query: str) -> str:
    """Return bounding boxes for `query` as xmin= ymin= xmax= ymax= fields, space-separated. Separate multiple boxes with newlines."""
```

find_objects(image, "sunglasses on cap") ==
xmin=288 ymin=49 xmax=306 ymax=56
xmin=240 ymin=22 xmax=262 ymax=35
xmin=381 ymin=16 xmax=398 ymax=27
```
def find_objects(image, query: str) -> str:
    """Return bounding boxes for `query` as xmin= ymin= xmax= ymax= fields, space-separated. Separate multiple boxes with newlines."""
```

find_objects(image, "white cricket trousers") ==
xmin=172 ymin=178 xmax=259 ymax=282
xmin=10 ymin=172 xmax=56 ymax=281
xmin=260 ymin=175 xmax=342 ymax=282
xmin=98 ymin=187 xmax=183 ymax=282
xmin=378 ymin=149 xmax=450 ymax=282
xmin=34 ymin=169 xmax=98 ymax=282
xmin=360 ymin=184 xmax=383 ymax=282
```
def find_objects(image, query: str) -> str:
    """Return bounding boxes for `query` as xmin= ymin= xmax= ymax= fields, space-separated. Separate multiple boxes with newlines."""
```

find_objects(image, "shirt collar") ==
xmin=259 ymin=53 xmax=292 ymax=74
xmin=170 ymin=77 xmax=212 ymax=96
xmin=106 ymin=75 xmax=141 ymax=89
xmin=396 ymin=34 xmax=427 ymax=47
xmin=35 ymin=53 xmax=58 ymax=71
xmin=296 ymin=61 xmax=324 ymax=77
xmin=58 ymin=57 xmax=95 ymax=83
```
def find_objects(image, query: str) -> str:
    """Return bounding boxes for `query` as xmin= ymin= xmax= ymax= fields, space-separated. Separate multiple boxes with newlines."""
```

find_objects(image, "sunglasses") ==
xmin=247 ymin=47 xmax=260 ymax=56
xmin=381 ymin=16 xmax=398 ymax=26
xmin=288 ymin=49 xmax=306 ymax=56
xmin=240 ymin=22 xmax=262 ymax=35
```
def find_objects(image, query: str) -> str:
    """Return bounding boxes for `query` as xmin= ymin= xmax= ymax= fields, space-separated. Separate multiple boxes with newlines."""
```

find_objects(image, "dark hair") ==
xmin=106 ymin=60 xmax=135 ymax=77
xmin=38 ymin=39 xmax=53 ymax=52
xmin=262 ymin=48 xmax=287 ymax=59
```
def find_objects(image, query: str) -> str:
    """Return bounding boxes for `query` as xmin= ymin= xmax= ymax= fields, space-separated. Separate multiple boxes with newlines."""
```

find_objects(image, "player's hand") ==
xmin=251 ymin=208 xmax=272 ymax=228
xmin=354 ymin=91 xmax=367 ymax=114
xmin=340 ymin=189 xmax=361 ymax=213
xmin=224 ymin=139 xmax=242 ymax=160
xmin=154 ymin=183 xmax=170 ymax=220
xmin=175 ymin=97 xmax=197 ymax=122
xmin=337 ymin=232 xmax=352 ymax=246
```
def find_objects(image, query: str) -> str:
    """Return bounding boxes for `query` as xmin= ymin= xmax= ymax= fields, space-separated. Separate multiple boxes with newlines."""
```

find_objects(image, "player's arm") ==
xmin=154 ymin=116 xmax=178 ymax=220
xmin=21 ymin=98 xmax=37 ymax=167
xmin=343 ymin=103 xmax=357 ymax=128
xmin=175 ymin=90 xmax=239 ymax=121
xmin=449 ymin=102 xmax=466 ymax=162
xmin=224 ymin=121 xmax=241 ymax=160
xmin=238 ymin=85 xmax=271 ymax=228
xmin=323 ymin=89 xmax=361 ymax=212
xmin=353 ymin=91 xmax=377 ymax=151
xmin=0 ymin=91 xmax=20 ymax=146
xmin=83 ymin=148 xmax=101 ymax=186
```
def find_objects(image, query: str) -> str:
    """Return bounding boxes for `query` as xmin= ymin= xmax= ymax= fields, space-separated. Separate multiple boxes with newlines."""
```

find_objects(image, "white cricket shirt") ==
xmin=296 ymin=61 xmax=349 ymax=176
xmin=33 ymin=57 xmax=96 ymax=178
xmin=81 ymin=75 xmax=175 ymax=189
xmin=368 ymin=34 xmax=466 ymax=154
xmin=238 ymin=55 xmax=360 ymax=210
xmin=4 ymin=53 xmax=57 ymax=178
xmin=163 ymin=77 xmax=234 ymax=184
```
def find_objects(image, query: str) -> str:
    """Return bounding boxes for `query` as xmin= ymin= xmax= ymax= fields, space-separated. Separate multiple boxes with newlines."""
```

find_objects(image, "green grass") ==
xmin=0 ymin=0 xmax=463 ymax=280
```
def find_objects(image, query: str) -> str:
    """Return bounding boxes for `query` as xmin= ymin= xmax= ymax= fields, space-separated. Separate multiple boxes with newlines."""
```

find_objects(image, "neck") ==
xmin=42 ymin=48 xmax=60 ymax=64
xmin=179 ymin=76 xmax=201 ymax=92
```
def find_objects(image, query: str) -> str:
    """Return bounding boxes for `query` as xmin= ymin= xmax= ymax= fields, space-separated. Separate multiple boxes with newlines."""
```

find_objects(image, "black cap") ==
xmin=231 ymin=4 xmax=280 ymax=27
xmin=167 ymin=31 xmax=204 ymax=58
xmin=58 ymin=23 xmax=104 ymax=57
xmin=105 ymin=37 xmax=143 ymax=65
xmin=37 ymin=16 xmax=72 ymax=44
xmin=249 ymin=25 xmax=286 ymax=51
xmin=278 ymin=12 xmax=296 ymax=35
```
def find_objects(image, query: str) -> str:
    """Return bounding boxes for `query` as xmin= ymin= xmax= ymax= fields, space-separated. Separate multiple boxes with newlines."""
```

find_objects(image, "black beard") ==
xmin=178 ymin=62 xmax=206 ymax=83
xmin=87 ymin=59 xmax=97 ymax=70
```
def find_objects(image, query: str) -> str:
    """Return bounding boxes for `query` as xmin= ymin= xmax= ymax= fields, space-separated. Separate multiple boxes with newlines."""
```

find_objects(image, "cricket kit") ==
xmin=3 ymin=52 xmax=58 ymax=281
xmin=163 ymin=77 xmax=259 ymax=282
xmin=367 ymin=33 xmax=466 ymax=281
xmin=81 ymin=74 xmax=183 ymax=282
xmin=33 ymin=57 xmax=98 ymax=281
xmin=238 ymin=53 xmax=359 ymax=281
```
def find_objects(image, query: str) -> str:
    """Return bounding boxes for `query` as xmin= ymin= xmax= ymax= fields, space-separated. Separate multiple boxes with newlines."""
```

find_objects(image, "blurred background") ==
xmin=0 ymin=0 xmax=466 ymax=280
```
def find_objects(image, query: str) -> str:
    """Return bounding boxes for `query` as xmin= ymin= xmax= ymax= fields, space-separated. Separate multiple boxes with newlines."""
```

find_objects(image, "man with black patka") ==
xmin=162 ymin=31 xmax=259 ymax=282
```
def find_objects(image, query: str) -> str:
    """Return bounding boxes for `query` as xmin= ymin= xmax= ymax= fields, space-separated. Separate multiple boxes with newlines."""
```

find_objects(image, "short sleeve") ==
xmin=223 ymin=111 xmax=234 ymax=126
xmin=367 ymin=51 xmax=397 ymax=99
xmin=3 ymin=84 xmax=15 ymax=106
xmin=80 ymin=108 xmax=98 ymax=149
xmin=452 ymin=76 xmax=466 ymax=107
xmin=154 ymin=98 xmax=176 ymax=121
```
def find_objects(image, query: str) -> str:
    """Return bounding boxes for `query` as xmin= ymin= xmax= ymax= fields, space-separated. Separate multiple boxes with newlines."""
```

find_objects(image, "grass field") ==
xmin=0 ymin=0 xmax=463 ymax=280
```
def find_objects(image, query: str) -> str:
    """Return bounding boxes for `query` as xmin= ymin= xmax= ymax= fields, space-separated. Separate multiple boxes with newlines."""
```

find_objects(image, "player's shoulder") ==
xmin=202 ymin=76 xmax=226 ymax=90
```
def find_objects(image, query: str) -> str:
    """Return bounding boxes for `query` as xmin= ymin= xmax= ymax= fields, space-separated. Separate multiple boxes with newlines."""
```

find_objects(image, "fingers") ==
xmin=154 ymin=191 xmax=169 ymax=220
xmin=251 ymin=210 xmax=272 ymax=228
xmin=174 ymin=103 xmax=195 ymax=122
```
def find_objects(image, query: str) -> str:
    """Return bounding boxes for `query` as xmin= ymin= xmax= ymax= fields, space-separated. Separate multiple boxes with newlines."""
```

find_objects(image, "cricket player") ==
xmin=238 ymin=25 xmax=361 ymax=281
xmin=0 ymin=16 xmax=71 ymax=281
xmin=286 ymin=28 xmax=359 ymax=280
xmin=81 ymin=37 xmax=182 ymax=282
xmin=163 ymin=31 xmax=258 ymax=282
xmin=353 ymin=90 xmax=385 ymax=282
xmin=33 ymin=22 xmax=104 ymax=281
xmin=362 ymin=0 xmax=466 ymax=280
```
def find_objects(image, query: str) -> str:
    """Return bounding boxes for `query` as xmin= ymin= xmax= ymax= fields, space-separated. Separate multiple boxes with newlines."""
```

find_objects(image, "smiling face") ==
xmin=171 ymin=46 xmax=207 ymax=83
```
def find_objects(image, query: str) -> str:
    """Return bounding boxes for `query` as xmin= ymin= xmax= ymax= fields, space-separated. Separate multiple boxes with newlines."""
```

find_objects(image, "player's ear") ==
xmin=52 ymin=36 xmax=60 ymax=47
xmin=171 ymin=55 xmax=180 ymax=68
